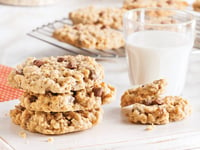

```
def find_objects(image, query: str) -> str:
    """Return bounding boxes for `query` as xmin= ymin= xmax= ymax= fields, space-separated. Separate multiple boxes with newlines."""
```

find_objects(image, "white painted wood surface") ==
xmin=0 ymin=0 xmax=200 ymax=149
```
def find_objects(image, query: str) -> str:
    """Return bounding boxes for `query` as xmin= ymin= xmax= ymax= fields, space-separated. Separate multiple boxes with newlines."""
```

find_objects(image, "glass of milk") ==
xmin=123 ymin=8 xmax=196 ymax=96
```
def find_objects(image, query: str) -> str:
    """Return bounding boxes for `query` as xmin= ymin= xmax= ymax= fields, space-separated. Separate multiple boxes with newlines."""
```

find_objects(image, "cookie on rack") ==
xmin=8 ymin=55 xmax=104 ymax=94
xmin=123 ymin=0 xmax=188 ymax=10
xmin=10 ymin=105 xmax=102 ymax=135
xmin=53 ymin=24 xmax=125 ymax=50
xmin=69 ymin=6 xmax=127 ymax=30
xmin=20 ymin=82 xmax=116 ymax=112
xmin=121 ymin=79 xmax=167 ymax=107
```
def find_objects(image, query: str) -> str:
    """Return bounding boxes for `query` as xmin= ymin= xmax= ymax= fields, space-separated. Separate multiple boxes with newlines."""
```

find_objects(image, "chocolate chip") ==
xmin=29 ymin=95 xmax=37 ymax=103
xmin=89 ymin=70 xmax=97 ymax=80
xmin=51 ymin=93 xmax=58 ymax=96
xmin=73 ymin=26 xmax=80 ymax=30
xmin=16 ymin=70 xmax=23 ymax=75
xmin=66 ymin=62 xmax=76 ymax=69
xmin=100 ymin=25 xmax=107 ymax=30
xmin=15 ymin=105 xmax=25 ymax=111
xmin=166 ymin=0 xmax=172 ymax=5
xmin=33 ymin=60 xmax=44 ymax=67
xmin=99 ymin=12 xmax=104 ymax=17
xmin=157 ymin=4 xmax=162 ymax=7
xmin=57 ymin=57 xmax=65 ymax=62
xmin=93 ymin=87 xmax=103 ymax=97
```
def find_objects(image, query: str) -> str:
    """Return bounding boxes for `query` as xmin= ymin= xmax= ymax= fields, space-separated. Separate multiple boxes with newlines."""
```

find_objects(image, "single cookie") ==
xmin=123 ymin=0 xmax=188 ymax=10
xmin=8 ymin=55 xmax=104 ymax=94
xmin=127 ymin=96 xmax=191 ymax=125
xmin=20 ymin=82 xmax=115 ymax=112
xmin=121 ymin=79 xmax=167 ymax=107
xmin=53 ymin=24 xmax=125 ymax=50
xmin=69 ymin=6 xmax=127 ymax=29
xmin=10 ymin=105 xmax=102 ymax=135
xmin=128 ymin=103 xmax=169 ymax=125
xmin=193 ymin=0 xmax=200 ymax=12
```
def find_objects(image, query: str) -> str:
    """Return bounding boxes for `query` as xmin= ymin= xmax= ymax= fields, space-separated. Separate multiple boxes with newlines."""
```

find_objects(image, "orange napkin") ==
xmin=0 ymin=65 xmax=23 ymax=102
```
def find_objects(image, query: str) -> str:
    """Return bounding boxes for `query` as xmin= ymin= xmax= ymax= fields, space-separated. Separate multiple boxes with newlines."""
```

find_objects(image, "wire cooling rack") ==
xmin=28 ymin=15 xmax=200 ymax=58
xmin=195 ymin=15 xmax=200 ymax=49
xmin=27 ymin=18 xmax=125 ymax=59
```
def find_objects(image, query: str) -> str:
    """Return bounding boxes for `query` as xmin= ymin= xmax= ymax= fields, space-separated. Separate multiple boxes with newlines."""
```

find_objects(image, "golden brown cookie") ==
xmin=121 ymin=79 xmax=167 ymax=107
xmin=8 ymin=55 xmax=104 ymax=94
xmin=69 ymin=6 xmax=127 ymax=29
xmin=53 ymin=24 xmax=124 ymax=50
xmin=20 ymin=82 xmax=115 ymax=112
xmin=10 ymin=105 xmax=102 ymax=135
xmin=123 ymin=0 xmax=188 ymax=10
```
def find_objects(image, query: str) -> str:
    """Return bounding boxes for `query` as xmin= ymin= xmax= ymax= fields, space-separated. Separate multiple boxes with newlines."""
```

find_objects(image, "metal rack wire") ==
xmin=195 ymin=16 xmax=200 ymax=49
xmin=27 ymin=18 xmax=126 ymax=59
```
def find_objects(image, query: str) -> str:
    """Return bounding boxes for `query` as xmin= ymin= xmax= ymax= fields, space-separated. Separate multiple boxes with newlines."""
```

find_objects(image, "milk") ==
xmin=126 ymin=30 xmax=194 ymax=96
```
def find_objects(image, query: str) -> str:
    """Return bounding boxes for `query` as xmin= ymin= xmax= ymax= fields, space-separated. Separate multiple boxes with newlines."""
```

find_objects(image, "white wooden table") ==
xmin=0 ymin=0 xmax=200 ymax=149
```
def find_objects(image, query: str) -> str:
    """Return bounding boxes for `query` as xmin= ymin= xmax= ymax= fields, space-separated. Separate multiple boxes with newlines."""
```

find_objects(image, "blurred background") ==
xmin=0 ymin=0 xmax=196 ymax=66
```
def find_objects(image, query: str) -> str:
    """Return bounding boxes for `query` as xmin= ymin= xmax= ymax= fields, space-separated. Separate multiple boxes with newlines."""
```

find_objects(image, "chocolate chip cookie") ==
xmin=123 ymin=0 xmax=188 ymax=10
xmin=53 ymin=24 xmax=125 ymax=50
xmin=10 ymin=105 xmax=102 ymax=135
xmin=20 ymin=82 xmax=115 ymax=112
xmin=8 ymin=55 xmax=104 ymax=94
xmin=121 ymin=79 xmax=191 ymax=125
xmin=69 ymin=6 xmax=127 ymax=30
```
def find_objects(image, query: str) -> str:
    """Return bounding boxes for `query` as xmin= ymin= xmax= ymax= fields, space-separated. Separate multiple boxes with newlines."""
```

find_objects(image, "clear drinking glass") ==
xmin=123 ymin=8 xmax=196 ymax=96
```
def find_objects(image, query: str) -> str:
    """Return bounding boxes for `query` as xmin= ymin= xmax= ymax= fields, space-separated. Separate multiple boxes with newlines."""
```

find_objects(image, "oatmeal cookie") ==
xmin=10 ymin=105 xmax=102 ymax=135
xmin=128 ymin=103 xmax=169 ymax=125
xmin=20 ymin=82 xmax=115 ymax=112
xmin=121 ymin=79 xmax=167 ymax=107
xmin=53 ymin=24 xmax=124 ymax=50
xmin=69 ymin=6 xmax=127 ymax=29
xmin=123 ymin=0 xmax=188 ymax=10
xmin=8 ymin=55 xmax=104 ymax=94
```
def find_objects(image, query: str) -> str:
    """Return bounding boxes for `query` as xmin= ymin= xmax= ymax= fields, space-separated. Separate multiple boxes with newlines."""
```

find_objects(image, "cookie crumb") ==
xmin=47 ymin=137 xmax=54 ymax=143
xmin=145 ymin=124 xmax=154 ymax=131
xmin=25 ymin=140 xmax=30 ymax=144
xmin=19 ymin=131 xmax=27 ymax=138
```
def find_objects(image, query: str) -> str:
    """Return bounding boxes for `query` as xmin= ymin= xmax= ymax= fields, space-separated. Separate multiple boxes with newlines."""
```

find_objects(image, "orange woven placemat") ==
xmin=0 ymin=65 xmax=23 ymax=102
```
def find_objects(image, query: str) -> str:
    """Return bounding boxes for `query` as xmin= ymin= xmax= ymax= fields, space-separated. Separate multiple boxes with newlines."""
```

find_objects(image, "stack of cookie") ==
xmin=121 ymin=79 xmax=191 ymax=125
xmin=8 ymin=55 xmax=115 ymax=134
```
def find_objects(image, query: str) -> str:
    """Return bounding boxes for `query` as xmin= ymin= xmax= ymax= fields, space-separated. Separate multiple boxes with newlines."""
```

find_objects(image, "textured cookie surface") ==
xmin=53 ymin=24 xmax=124 ymax=50
xmin=121 ymin=79 xmax=167 ymax=107
xmin=123 ymin=0 xmax=188 ymax=10
xmin=128 ymin=103 xmax=169 ymax=125
xmin=10 ymin=105 xmax=102 ymax=135
xmin=8 ymin=55 xmax=104 ymax=94
xmin=127 ymin=96 xmax=191 ymax=125
xmin=69 ymin=6 xmax=127 ymax=29
xmin=20 ymin=82 xmax=115 ymax=112
xmin=163 ymin=96 xmax=191 ymax=122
